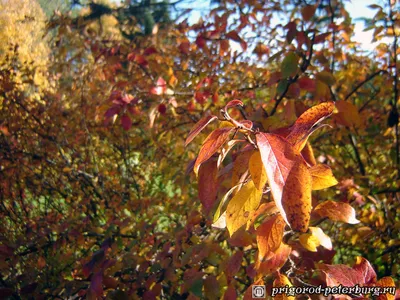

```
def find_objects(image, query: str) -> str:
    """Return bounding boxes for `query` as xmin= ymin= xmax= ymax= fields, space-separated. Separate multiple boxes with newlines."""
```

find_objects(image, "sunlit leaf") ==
xmin=226 ymin=180 xmax=262 ymax=236
xmin=185 ymin=115 xmax=218 ymax=147
xmin=282 ymin=157 xmax=312 ymax=232
xmin=299 ymin=233 xmax=320 ymax=252
xmin=320 ymin=257 xmax=376 ymax=287
xmin=194 ymin=127 xmax=234 ymax=174
xmin=255 ymin=243 xmax=291 ymax=275
xmin=286 ymin=102 xmax=335 ymax=152
xmin=310 ymin=164 xmax=338 ymax=190
xmin=150 ymin=77 xmax=167 ymax=95
xmin=231 ymin=148 xmax=253 ymax=186
xmin=376 ymin=277 xmax=396 ymax=300
xmin=309 ymin=226 xmax=332 ymax=250
xmin=256 ymin=215 xmax=285 ymax=260
xmin=314 ymin=201 xmax=360 ymax=224
xmin=246 ymin=202 xmax=279 ymax=230
xmin=256 ymin=132 xmax=297 ymax=226
xmin=249 ymin=150 xmax=268 ymax=190
xmin=273 ymin=273 xmax=295 ymax=300
xmin=301 ymin=142 xmax=317 ymax=166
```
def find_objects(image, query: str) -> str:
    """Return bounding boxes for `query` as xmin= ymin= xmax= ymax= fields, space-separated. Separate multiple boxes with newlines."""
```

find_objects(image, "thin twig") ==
xmin=348 ymin=132 xmax=366 ymax=176
xmin=344 ymin=69 xmax=389 ymax=101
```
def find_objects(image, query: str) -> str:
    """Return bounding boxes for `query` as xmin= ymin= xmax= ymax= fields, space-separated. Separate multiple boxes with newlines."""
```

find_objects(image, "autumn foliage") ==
xmin=0 ymin=0 xmax=399 ymax=299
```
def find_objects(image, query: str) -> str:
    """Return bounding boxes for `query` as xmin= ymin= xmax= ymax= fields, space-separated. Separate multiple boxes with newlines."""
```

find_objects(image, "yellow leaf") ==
xmin=226 ymin=181 xmax=262 ymax=236
xmin=219 ymin=121 xmax=235 ymax=128
xmin=249 ymin=151 xmax=268 ymax=190
xmin=63 ymin=167 xmax=72 ymax=173
xmin=273 ymin=273 xmax=295 ymax=300
xmin=231 ymin=149 xmax=253 ymax=187
xmin=299 ymin=233 xmax=320 ymax=252
xmin=309 ymin=227 xmax=332 ymax=250
xmin=301 ymin=142 xmax=317 ymax=166
xmin=310 ymin=164 xmax=338 ymax=190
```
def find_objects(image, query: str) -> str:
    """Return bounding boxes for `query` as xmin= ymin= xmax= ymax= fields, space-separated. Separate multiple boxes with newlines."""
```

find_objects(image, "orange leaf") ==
xmin=256 ymin=133 xmax=297 ymax=226
xmin=314 ymin=201 xmax=360 ymax=224
xmin=256 ymin=215 xmax=285 ymax=261
xmin=243 ymin=279 xmax=264 ymax=300
xmin=255 ymin=243 xmax=291 ymax=275
xmin=282 ymin=157 xmax=312 ymax=232
xmin=247 ymin=202 xmax=279 ymax=230
xmin=220 ymin=39 xmax=230 ymax=53
xmin=253 ymin=43 xmax=269 ymax=57
xmin=185 ymin=115 xmax=218 ymax=147
xmin=310 ymin=164 xmax=338 ymax=190
xmin=286 ymin=102 xmax=335 ymax=153
xmin=376 ymin=277 xmax=396 ymax=300
xmin=334 ymin=100 xmax=361 ymax=127
xmin=198 ymin=158 xmax=219 ymax=213
xmin=194 ymin=127 xmax=234 ymax=174
xmin=249 ymin=150 xmax=268 ymax=190
xmin=179 ymin=41 xmax=191 ymax=54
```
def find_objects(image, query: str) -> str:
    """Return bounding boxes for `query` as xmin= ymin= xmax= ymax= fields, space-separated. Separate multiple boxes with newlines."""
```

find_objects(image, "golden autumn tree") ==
xmin=0 ymin=0 xmax=49 ymax=89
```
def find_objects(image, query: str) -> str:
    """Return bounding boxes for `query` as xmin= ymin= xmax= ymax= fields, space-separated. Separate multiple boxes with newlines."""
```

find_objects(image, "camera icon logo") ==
xmin=252 ymin=285 xmax=266 ymax=298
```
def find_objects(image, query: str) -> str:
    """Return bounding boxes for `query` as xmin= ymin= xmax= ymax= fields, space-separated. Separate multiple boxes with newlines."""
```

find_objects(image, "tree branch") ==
xmin=344 ymin=69 xmax=389 ymax=101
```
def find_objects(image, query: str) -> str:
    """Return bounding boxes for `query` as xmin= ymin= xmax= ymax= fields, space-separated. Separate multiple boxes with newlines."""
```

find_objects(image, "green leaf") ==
xmin=277 ymin=79 xmax=289 ymax=95
xmin=190 ymin=279 xmax=203 ymax=297
xmin=316 ymin=71 xmax=336 ymax=86
xmin=281 ymin=52 xmax=299 ymax=78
